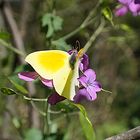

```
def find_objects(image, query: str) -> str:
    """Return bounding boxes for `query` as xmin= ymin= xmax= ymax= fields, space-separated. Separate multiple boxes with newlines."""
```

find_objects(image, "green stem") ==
xmin=101 ymin=88 xmax=112 ymax=94
xmin=82 ymin=18 xmax=105 ymax=54
xmin=43 ymin=99 xmax=48 ymax=136
xmin=56 ymin=2 xmax=100 ymax=41
xmin=23 ymin=96 xmax=48 ymax=102
xmin=0 ymin=39 xmax=24 ymax=56
xmin=81 ymin=2 xmax=100 ymax=27
xmin=47 ymin=104 xmax=52 ymax=131
xmin=43 ymin=102 xmax=52 ymax=137
xmin=30 ymin=101 xmax=46 ymax=116
xmin=61 ymin=26 xmax=83 ymax=41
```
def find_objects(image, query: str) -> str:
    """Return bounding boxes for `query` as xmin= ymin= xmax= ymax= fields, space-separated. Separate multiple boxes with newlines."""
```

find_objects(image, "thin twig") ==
xmin=0 ymin=1 xmax=26 ymax=63
xmin=101 ymin=88 xmax=112 ymax=94
xmin=0 ymin=39 xmax=24 ymax=56
xmin=23 ymin=96 xmax=48 ymax=102
xmin=82 ymin=18 xmax=105 ymax=54
xmin=105 ymin=126 xmax=140 ymax=140
xmin=30 ymin=101 xmax=46 ymax=116
xmin=55 ymin=2 xmax=100 ymax=41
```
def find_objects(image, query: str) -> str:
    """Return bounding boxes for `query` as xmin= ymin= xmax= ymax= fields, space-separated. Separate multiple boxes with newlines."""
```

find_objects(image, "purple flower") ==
xmin=115 ymin=6 xmax=128 ymax=16
xmin=68 ymin=49 xmax=89 ymax=72
xmin=115 ymin=0 xmax=140 ymax=16
xmin=74 ymin=69 xmax=101 ymax=103
xmin=135 ymin=0 xmax=140 ymax=4
xmin=48 ymin=93 xmax=65 ymax=105
xmin=118 ymin=0 xmax=132 ymax=4
xmin=129 ymin=1 xmax=140 ymax=15
xmin=18 ymin=72 xmax=38 ymax=81
xmin=74 ymin=88 xmax=94 ymax=103
xmin=18 ymin=72 xmax=65 ymax=105
xmin=18 ymin=72 xmax=53 ymax=88
xmin=80 ymin=54 xmax=89 ymax=71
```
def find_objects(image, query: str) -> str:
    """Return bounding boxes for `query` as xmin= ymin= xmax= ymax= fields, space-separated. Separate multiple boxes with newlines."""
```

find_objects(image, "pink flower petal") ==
xmin=115 ymin=6 xmax=128 ymax=16
xmin=73 ymin=88 xmax=92 ymax=103
xmin=93 ymin=81 xmax=102 ymax=92
xmin=118 ymin=0 xmax=131 ymax=4
xmin=80 ymin=54 xmax=89 ymax=72
xmin=135 ymin=0 xmax=140 ymax=4
xmin=84 ymin=69 xmax=96 ymax=81
xmin=18 ymin=72 xmax=38 ymax=81
xmin=48 ymin=93 xmax=65 ymax=105
xmin=87 ymin=86 xmax=97 ymax=100
xmin=78 ymin=75 xmax=88 ymax=88
xmin=129 ymin=1 xmax=140 ymax=15
xmin=41 ymin=78 xmax=53 ymax=88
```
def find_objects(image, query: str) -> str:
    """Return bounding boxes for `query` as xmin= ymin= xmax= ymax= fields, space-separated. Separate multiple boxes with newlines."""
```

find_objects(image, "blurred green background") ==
xmin=0 ymin=0 xmax=140 ymax=140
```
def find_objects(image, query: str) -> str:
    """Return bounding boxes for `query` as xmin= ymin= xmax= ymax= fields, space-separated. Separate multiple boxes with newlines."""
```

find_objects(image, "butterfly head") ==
xmin=69 ymin=48 xmax=84 ymax=69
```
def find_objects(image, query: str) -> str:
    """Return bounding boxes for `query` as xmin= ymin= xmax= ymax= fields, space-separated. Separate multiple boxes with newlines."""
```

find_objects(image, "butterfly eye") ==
xmin=69 ymin=51 xmax=77 ymax=70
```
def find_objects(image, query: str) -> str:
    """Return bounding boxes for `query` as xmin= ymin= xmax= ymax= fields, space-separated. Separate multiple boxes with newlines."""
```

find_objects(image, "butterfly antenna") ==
xmin=75 ymin=40 xmax=81 ymax=51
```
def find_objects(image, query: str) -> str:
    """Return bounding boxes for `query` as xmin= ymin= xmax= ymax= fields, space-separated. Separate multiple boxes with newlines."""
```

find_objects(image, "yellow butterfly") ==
xmin=25 ymin=50 xmax=82 ymax=100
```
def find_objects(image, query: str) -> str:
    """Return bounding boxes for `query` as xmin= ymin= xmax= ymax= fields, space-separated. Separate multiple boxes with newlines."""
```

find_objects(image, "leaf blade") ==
xmin=72 ymin=103 xmax=96 ymax=140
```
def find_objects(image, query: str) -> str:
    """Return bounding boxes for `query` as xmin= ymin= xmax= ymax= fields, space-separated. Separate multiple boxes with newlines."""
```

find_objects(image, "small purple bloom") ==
xmin=115 ymin=6 xmax=128 ymax=16
xmin=115 ymin=0 xmax=140 ymax=16
xmin=129 ymin=1 xmax=140 ymax=15
xmin=18 ymin=72 xmax=38 ymax=81
xmin=80 ymin=54 xmax=89 ymax=72
xmin=74 ymin=88 xmax=96 ymax=103
xmin=18 ymin=71 xmax=53 ymax=88
xmin=41 ymin=78 xmax=53 ymax=88
xmin=118 ymin=0 xmax=132 ymax=4
xmin=74 ymin=69 xmax=101 ymax=103
xmin=68 ymin=49 xmax=77 ymax=55
xmin=48 ymin=93 xmax=65 ymax=105
xmin=135 ymin=0 xmax=140 ymax=4
xmin=68 ymin=49 xmax=89 ymax=72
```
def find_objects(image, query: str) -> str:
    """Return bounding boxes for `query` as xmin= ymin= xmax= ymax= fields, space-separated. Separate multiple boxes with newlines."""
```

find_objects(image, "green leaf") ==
xmin=47 ymin=21 xmax=54 ymax=38
xmin=42 ymin=13 xmax=52 ymax=27
xmin=8 ymin=75 xmax=28 ymax=95
xmin=54 ymin=101 xmax=76 ymax=113
xmin=42 ymin=13 xmax=63 ymax=38
xmin=53 ymin=16 xmax=63 ymax=31
xmin=9 ymin=79 xmax=28 ymax=94
xmin=102 ymin=7 xmax=114 ymax=25
xmin=0 ymin=87 xmax=17 ymax=95
xmin=0 ymin=30 xmax=10 ymax=40
xmin=73 ymin=103 xmax=96 ymax=140
xmin=42 ymin=13 xmax=54 ymax=38
xmin=120 ymin=24 xmax=133 ymax=33
xmin=24 ymin=128 xmax=43 ymax=140
xmin=52 ymin=39 xmax=71 ymax=50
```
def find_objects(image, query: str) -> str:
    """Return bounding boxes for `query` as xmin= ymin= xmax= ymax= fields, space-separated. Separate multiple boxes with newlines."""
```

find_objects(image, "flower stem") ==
xmin=101 ymin=88 xmax=112 ymax=94
xmin=0 ymin=39 xmax=24 ymax=56
xmin=82 ymin=18 xmax=105 ymax=54
xmin=43 ymin=99 xmax=48 ymax=136
xmin=23 ymin=96 xmax=48 ymax=102
xmin=55 ymin=2 xmax=100 ymax=41
xmin=43 ymin=102 xmax=52 ymax=137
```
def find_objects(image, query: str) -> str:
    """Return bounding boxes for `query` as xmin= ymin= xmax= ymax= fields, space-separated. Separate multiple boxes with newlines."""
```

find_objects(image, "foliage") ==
xmin=0 ymin=0 xmax=140 ymax=140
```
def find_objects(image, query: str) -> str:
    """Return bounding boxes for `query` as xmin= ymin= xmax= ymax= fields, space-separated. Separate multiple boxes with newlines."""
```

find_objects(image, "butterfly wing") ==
xmin=25 ymin=50 xmax=71 ymax=94
xmin=61 ymin=60 xmax=79 ymax=100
